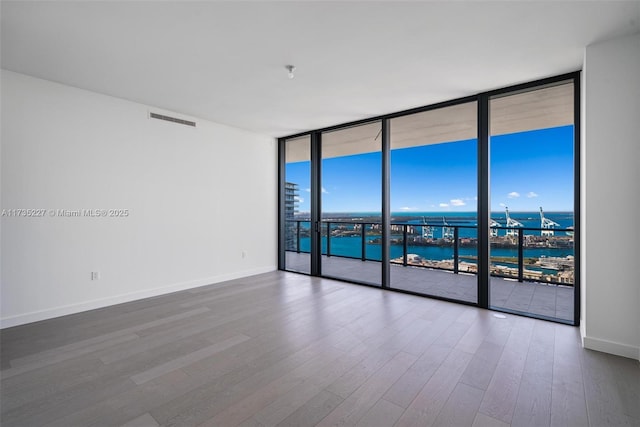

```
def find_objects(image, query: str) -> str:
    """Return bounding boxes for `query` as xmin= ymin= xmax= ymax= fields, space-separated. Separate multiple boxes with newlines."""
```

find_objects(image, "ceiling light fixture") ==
xmin=285 ymin=65 xmax=296 ymax=79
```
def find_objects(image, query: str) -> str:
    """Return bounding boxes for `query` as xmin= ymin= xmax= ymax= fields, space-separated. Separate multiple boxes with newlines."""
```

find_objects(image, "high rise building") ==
xmin=284 ymin=182 xmax=299 ymax=250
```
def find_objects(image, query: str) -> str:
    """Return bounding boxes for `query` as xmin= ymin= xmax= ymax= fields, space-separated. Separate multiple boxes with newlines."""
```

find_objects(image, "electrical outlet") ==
xmin=241 ymin=251 xmax=247 ymax=259
xmin=91 ymin=271 xmax=100 ymax=280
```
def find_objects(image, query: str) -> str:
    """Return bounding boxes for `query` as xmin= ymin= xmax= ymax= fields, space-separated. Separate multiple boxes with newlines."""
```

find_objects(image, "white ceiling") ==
xmin=2 ymin=1 xmax=639 ymax=138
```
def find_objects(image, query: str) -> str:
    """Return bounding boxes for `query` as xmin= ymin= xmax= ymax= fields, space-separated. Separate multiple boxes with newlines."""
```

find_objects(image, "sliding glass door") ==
xmin=321 ymin=122 xmax=382 ymax=286
xmin=489 ymin=81 xmax=576 ymax=322
xmin=389 ymin=102 xmax=478 ymax=303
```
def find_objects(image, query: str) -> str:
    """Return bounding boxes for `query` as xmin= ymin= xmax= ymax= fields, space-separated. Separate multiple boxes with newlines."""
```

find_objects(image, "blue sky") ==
xmin=286 ymin=125 xmax=574 ymax=213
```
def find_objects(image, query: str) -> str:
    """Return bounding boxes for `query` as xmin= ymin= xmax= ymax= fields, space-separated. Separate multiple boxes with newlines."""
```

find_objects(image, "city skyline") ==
xmin=286 ymin=125 xmax=574 ymax=213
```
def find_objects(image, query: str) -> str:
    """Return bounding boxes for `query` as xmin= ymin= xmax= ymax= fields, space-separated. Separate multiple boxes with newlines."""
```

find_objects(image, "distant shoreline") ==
xmin=294 ymin=210 xmax=574 ymax=216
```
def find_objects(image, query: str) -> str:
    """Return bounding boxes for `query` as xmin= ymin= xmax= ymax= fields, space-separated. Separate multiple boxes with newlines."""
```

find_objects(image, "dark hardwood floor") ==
xmin=1 ymin=271 xmax=638 ymax=426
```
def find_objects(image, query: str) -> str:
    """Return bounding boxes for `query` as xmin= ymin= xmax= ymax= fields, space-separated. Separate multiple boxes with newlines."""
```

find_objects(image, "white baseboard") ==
xmin=582 ymin=335 xmax=640 ymax=361
xmin=0 ymin=266 xmax=276 ymax=329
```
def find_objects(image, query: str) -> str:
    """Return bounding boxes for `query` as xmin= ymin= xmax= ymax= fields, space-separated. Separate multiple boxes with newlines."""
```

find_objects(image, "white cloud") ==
xmin=499 ymin=202 xmax=507 ymax=207
xmin=399 ymin=207 xmax=417 ymax=211
xmin=304 ymin=187 xmax=328 ymax=193
xmin=450 ymin=199 xmax=466 ymax=207
xmin=439 ymin=203 xmax=449 ymax=208
xmin=294 ymin=196 xmax=304 ymax=204
xmin=527 ymin=191 xmax=539 ymax=198
xmin=508 ymin=191 xmax=520 ymax=199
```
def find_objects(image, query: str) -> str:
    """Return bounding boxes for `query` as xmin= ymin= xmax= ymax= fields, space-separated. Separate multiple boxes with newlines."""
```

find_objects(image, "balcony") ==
xmin=284 ymin=219 xmax=575 ymax=322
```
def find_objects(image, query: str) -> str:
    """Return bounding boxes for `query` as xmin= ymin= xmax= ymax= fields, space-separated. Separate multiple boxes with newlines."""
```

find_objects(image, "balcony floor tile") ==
xmin=284 ymin=253 xmax=574 ymax=322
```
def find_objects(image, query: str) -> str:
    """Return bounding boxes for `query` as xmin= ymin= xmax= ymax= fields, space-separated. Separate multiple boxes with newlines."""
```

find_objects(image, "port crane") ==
xmin=421 ymin=217 xmax=434 ymax=239
xmin=490 ymin=219 xmax=500 ymax=237
xmin=505 ymin=207 xmax=523 ymax=237
xmin=540 ymin=206 xmax=560 ymax=236
xmin=442 ymin=217 xmax=454 ymax=239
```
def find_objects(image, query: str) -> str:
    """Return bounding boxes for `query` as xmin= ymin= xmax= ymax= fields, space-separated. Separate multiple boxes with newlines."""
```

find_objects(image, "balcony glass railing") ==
xmin=284 ymin=219 xmax=575 ymax=286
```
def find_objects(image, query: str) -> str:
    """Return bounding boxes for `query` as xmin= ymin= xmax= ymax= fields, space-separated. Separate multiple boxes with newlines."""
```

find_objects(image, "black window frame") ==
xmin=278 ymin=71 xmax=580 ymax=326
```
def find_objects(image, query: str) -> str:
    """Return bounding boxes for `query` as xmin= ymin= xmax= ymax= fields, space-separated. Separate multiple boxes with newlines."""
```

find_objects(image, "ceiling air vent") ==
xmin=149 ymin=112 xmax=196 ymax=127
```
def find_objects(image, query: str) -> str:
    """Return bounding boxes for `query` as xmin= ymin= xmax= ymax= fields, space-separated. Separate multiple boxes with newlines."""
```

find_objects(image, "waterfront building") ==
xmin=284 ymin=182 xmax=299 ymax=250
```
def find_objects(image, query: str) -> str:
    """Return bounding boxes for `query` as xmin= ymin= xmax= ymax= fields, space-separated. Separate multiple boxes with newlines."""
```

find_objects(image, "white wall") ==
xmin=0 ymin=70 xmax=277 ymax=328
xmin=582 ymin=33 xmax=640 ymax=360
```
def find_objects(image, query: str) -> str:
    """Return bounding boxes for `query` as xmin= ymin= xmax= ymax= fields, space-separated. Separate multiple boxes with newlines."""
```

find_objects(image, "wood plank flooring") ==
xmin=1 ymin=271 xmax=638 ymax=427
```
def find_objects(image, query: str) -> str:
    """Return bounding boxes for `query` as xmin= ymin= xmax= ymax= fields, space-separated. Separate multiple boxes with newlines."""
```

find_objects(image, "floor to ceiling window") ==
xmin=281 ymin=135 xmax=311 ymax=274
xmin=389 ymin=102 xmax=478 ymax=303
xmin=488 ymin=81 xmax=576 ymax=322
xmin=321 ymin=122 xmax=383 ymax=286
xmin=278 ymin=73 xmax=579 ymax=325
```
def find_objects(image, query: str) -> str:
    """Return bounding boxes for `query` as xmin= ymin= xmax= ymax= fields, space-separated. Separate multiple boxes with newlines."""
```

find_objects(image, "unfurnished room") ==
xmin=1 ymin=1 xmax=639 ymax=426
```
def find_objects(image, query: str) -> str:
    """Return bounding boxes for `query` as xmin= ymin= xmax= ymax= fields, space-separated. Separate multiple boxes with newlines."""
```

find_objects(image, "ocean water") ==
xmin=291 ymin=211 xmax=574 ymax=262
